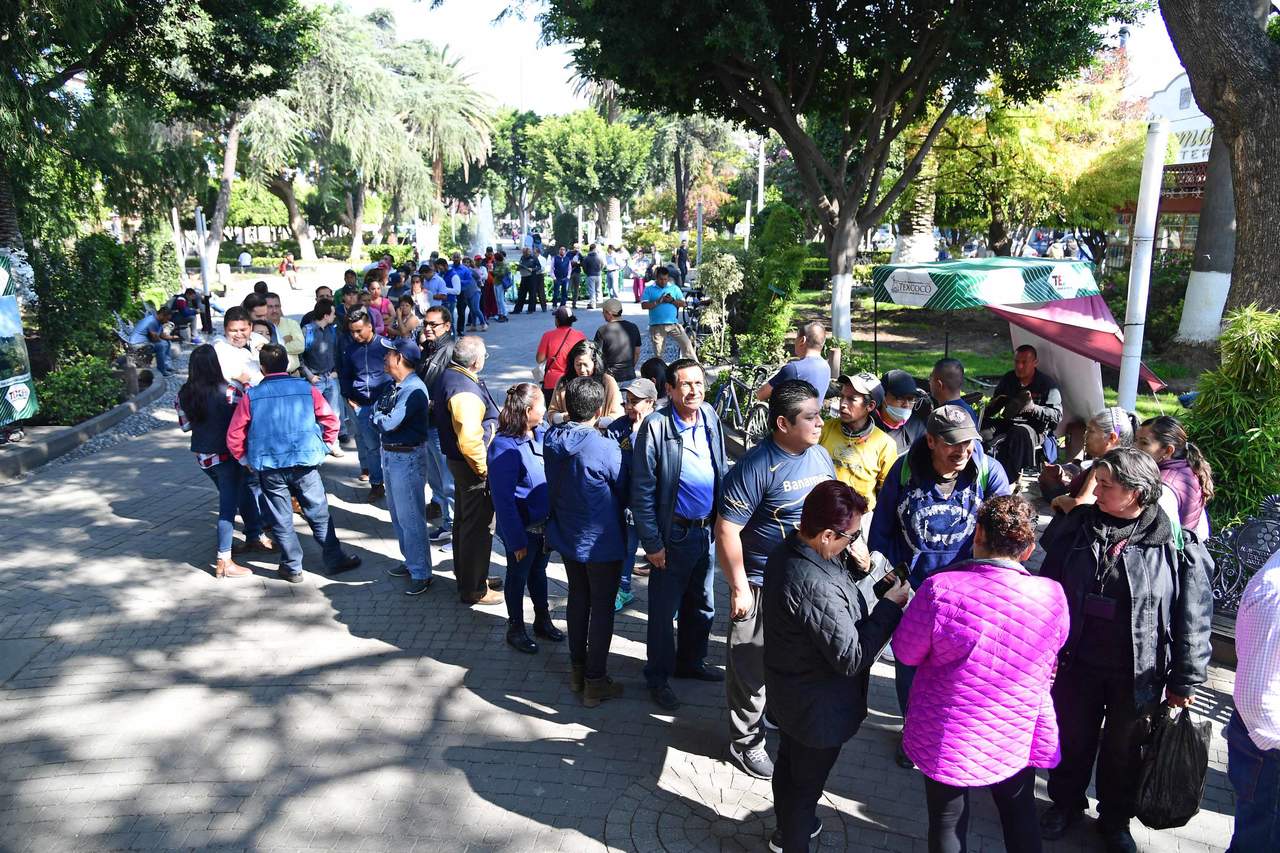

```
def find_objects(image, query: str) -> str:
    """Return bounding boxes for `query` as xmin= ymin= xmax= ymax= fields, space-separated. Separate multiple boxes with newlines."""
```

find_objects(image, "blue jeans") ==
xmin=620 ymin=515 xmax=639 ymax=593
xmin=424 ymin=427 xmax=453 ymax=530
xmin=259 ymin=466 xmax=345 ymax=574
xmin=202 ymin=461 xmax=262 ymax=553
xmin=381 ymin=446 xmax=432 ymax=580
xmin=643 ymin=523 xmax=715 ymax=688
xmin=352 ymin=404 xmax=384 ymax=485
xmin=1228 ymin=710 xmax=1280 ymax=852
xmin=151 ymin=340 xmax=171 ymax=374
xmin=503 ymin=530 xmax=550 ymax=622
xmin=552 ymin=278 xmax=569 ymax=306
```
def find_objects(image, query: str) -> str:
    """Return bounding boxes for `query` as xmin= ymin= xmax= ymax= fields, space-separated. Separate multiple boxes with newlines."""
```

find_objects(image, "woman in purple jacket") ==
xmin=893 ymin=495 xmax=1069 ymax=853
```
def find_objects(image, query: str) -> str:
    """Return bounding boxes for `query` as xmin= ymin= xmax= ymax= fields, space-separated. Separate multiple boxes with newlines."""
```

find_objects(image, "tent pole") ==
xmin=945 ymin=311 xmax=951 ymax=358
xmin=873 ymin=296 xmax=879 ymax=373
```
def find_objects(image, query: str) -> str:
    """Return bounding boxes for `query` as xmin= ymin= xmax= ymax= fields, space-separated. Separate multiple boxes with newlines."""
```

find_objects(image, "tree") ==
xmin=650 ymin=115 xmax=737 ymax=234
xmin=1160 ymin=0 xmax=1279 ymax=312
xmin=542 ymin=0 xmax=1144 ymax=340
xmin=526 ymin=110 xmax=652 ymax=228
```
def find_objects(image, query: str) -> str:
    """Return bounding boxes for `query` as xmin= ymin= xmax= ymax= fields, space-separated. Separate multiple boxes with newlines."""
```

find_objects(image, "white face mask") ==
xmin=884 ymin=404 xmax=913 ymax=422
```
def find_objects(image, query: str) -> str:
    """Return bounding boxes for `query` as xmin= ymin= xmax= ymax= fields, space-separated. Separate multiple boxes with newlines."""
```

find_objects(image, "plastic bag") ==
xmin=1135 ymin=705 xmax=1212 ymax=829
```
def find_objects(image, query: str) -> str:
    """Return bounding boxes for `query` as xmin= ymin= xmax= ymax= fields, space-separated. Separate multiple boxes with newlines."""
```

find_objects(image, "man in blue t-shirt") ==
xmin=757 ymin=320 xmax=832 ymax=402
xmin=715 ymin=379 xmax=835 ymax=781
xmin=128 ymin=307 xmax=179 ymax=375
xmin=641 ymin=265 xmax=696 ymax=361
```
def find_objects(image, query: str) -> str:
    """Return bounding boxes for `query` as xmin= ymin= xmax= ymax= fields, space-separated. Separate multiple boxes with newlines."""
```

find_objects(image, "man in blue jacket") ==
xmin=338 ymin=308 xmax=392 ymax=502
xmin=632 ymin=359 xmax=728 ymax=711
xmin=545 ymin=376 xmax=628 ymax=707
xmin=551 ymin=245 xmax=573 ymax=307
xmin=374 ymin=337 xmax=433 ymax=596
xmin=868 ymin=403 xmax=1011 ymax=767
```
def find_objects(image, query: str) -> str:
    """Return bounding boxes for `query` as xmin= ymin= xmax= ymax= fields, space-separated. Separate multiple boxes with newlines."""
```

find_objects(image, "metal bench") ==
xmin=1206 ymin=494 xmax=1280 ymax=623
xmin=112 ymin=311 xmax=155 ymax=369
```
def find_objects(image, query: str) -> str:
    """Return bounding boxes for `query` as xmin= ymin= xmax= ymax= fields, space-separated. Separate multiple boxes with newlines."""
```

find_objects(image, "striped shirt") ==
xmin=1235 ymin=548 xmax=1280 ymax=751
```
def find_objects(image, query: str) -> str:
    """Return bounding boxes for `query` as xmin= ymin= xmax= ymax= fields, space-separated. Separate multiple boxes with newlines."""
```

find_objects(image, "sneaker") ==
xmin=277 ymin=569 xmax=304 ymax=584
xmin=649 ymin=683 xmax=680 ymax=711
xmin=768 ymin=819 xmax=822 ymax=853
xmin=327 ymin=443 xmax=345 ymax=458
xmin=429 ymin=527 xmax=452 ymax=543
xmin=326 ymin=554 xmax=362 ymax=575
xmin=614 ymin=589 xmax=635 ymax=612
xmin=728 ymin=743 xmax=774 ymax=780
xmin=466 ymin=589 xmax=504 ymax=606
xmin=405 ymin=577 xmax=433 ymax=596
xmin=761 ymin=712 xmax=779 ymax=731
xmin=358 ymin=470 xmax=370 ymax=482
xmin=386 ymin=564 xmax=411 ymax=578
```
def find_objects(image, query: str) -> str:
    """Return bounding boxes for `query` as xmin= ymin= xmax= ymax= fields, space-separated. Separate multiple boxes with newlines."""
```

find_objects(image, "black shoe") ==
xmin=327 ymin=554 xmax=362 ymax=575
xmin=1039 ymin=805 xmax=1082 ymax=841
xmin=673 ymin=665 xmax=725 ymax=682
xmin=277 ymin=569 xmax=304 ymax=584
xmin=649 ymin=683 xmax=681 ymax=711
xmin=768 ymin=818 xmax=823 ymax=853
xmin=1100 ymin=826 xmax=1137 ymax=853
xmin=386 ymin=564 xmax=410 ymax=578
xmin=486 ymin=576 xmax=504 ymax=592
xmin=506 ymin=622 xmax=538 ymax=654
xmin=405 ymin=577 xmax=433 ymax=596
xmin=532 ymin=612 xmax=565 ymax=642
xmin=895 ymin=736 xmax=915 ymax=769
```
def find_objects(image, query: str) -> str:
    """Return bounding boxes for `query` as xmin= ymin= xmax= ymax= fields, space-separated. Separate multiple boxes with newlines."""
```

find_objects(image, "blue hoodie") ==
xmin=544 ymin=421 xmax=627 ymax=562
xmin=488 ymin=426 xmax=549 ymax=554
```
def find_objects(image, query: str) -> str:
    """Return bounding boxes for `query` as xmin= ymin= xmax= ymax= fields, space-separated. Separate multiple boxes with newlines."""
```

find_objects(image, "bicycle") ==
xmin=680 ymin=285 xmax=711 ymax=352
xmin=711 ymin=363 xmax=772 ymax=450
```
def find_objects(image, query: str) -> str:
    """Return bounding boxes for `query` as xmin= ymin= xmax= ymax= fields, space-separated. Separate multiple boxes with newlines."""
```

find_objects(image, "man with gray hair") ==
xmin=756 ymin=321 xmax=832 ymax=402
xmin=435 ymin=334 xmax=503 ymax=606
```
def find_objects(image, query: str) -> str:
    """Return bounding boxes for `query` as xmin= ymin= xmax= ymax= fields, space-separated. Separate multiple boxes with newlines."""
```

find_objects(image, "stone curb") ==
xmin=0 ymin=377 xmax=167 ymax=482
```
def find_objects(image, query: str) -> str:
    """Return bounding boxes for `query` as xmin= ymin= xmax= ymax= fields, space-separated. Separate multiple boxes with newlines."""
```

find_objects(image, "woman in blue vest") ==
xmin=176 ymin=345 xmax=265 ymax=578
xmin=489 ymin=383 xmax=565 ymax=653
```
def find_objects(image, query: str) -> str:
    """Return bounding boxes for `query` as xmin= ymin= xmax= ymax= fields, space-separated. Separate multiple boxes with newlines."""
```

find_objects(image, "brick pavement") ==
xmin=0 ymin=282 xmax=1238 ymax=852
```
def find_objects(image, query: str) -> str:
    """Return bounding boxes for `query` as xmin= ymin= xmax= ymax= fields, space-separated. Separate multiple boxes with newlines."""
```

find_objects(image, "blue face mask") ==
xmin=884 ymin=404 xmax=913 ymax=422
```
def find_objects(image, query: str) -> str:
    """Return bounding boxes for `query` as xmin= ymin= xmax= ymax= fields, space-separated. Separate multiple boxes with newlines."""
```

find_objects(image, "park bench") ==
xmin=1205 ymin=494 xmax=1280 ymax=643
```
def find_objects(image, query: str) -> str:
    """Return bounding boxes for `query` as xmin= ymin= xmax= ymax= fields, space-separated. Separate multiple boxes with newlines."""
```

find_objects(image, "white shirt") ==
xmin=237 ymin=251 xmax=252 ymax=266
xmin=1235 ymin=548 xmax=1280 ymax=751
xmin=214 ymin=337 xmax=263 ymax=388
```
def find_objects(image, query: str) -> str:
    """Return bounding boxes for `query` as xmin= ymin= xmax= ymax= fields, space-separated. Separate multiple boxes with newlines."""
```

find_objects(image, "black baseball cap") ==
xmin=881 ymin=369 xmax=924 ymax=399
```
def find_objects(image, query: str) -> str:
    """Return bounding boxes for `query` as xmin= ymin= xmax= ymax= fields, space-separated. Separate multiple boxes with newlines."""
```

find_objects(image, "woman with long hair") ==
xmin=1137 ymin=415 xmax=1214 ymax=537
xmin=488 ymin=383 xmax=564 ymax=653
xmin=547 ymin=340 xmax=624 ymax=421
xmin=176 ymin=344 xmax=266 ymax=578
xmin=1045 ymin=406 xmax=1138 ymax=513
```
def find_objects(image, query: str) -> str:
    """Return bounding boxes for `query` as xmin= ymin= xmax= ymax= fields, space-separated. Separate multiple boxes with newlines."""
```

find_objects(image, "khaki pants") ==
xmin=649 ymin=322 xmax=696 ymax=361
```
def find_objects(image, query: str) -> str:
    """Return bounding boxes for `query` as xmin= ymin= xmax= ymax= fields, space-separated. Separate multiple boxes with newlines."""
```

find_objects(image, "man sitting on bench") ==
xmin=128 ymin=307 xmax=180 ymax=376
xmin=981 ymin=344 xmax=1062 ymax=483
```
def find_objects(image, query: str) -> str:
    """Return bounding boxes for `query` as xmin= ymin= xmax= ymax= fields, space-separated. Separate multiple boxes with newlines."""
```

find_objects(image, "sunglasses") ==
xmin=832 ymin=527 xmax=862 ymax=543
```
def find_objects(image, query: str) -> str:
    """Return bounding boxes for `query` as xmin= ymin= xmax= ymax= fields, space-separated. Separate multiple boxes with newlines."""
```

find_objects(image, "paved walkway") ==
xmin=0 ymin=271 xmax=1238 ymax=852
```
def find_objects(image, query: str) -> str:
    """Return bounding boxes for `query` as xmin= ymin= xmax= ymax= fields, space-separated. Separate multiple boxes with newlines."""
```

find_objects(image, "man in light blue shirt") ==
xmin=128 ymin=307 xmax=178 ymax=375
xmin=640 ymin=266 xmax=695 ymax=361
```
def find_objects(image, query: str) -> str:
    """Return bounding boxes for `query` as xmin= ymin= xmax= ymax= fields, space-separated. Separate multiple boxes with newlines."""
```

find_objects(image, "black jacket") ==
xmin=417 ymin=336 xmax=456 ymax=413
xmin=1038 ymin=504 xmax=1213 ymax=708
xmin=763 ymin=533 xmax=904 ymax=749
xmin=630 ymin=402 xmax=727 ymax=554
xmin=986 ymin=368 xmax=1062 ymax=435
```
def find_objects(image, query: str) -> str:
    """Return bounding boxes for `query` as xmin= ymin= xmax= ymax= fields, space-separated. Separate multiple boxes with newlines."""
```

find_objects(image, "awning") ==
xmin=872 ymin=257 xmax=1101 ymax=309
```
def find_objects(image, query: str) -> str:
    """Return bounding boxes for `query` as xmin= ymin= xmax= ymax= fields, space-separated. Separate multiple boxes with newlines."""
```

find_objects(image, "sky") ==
xmin=344 ymin=1 xmax=1187 ymax=114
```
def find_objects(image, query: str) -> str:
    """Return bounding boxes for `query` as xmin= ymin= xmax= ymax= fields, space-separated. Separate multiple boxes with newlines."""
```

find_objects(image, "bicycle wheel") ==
xmin=711 ymin=381 xmax=736 ymax=428
xmin=744 ymin=402 xmax=771 ymax=449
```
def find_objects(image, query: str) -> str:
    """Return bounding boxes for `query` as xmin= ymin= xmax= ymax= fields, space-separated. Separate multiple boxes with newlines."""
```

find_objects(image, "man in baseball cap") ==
xmin=595 ymin=298 xmax=643 ymax=382
xmin=374 ymin=335 xmax=433 ymax=595
xmin=874 ymin=369 xmax=929 ymax=456
xmin=818 ymin=371 xmax=898 ymax=511
xmin=869 ymin=400 xmax=1012 ymax=769
xmin=606 ymin=376 xmax=659 ymax=611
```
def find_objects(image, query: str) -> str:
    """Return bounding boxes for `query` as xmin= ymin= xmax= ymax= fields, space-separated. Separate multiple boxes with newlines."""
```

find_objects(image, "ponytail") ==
xmin=1184 ymin=441 xmax=1215 ymax=504
xmin=1141 ymin=415 xmax=1214 ymax=504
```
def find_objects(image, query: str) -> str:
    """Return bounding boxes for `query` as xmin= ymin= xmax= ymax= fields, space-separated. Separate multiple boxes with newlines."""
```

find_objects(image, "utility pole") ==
xmin=756 ymin=135 xmax=766 ymax=210
xmin=1119 ymin=120 xmax=1169 ymax=411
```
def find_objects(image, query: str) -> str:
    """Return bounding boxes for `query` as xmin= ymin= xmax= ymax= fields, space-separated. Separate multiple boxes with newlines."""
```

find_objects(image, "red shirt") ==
xmin=536 ymin=327 xmax=585 ymax=390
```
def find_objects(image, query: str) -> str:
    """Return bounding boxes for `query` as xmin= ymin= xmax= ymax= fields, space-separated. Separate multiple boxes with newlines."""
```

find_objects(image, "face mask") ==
xmin=884 ymin=404 xmax=913 ymax=423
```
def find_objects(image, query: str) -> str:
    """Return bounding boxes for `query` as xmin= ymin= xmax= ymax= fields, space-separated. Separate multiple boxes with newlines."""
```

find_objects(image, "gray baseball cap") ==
xmin=621 ymin=378 xmax=658 ymax=400
xmin=926 ymin=404 xmax=980 ymax=444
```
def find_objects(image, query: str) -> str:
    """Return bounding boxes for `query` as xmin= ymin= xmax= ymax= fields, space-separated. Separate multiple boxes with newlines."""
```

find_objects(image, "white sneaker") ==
xmin=328 ymin=443 xmax=345 ymax=457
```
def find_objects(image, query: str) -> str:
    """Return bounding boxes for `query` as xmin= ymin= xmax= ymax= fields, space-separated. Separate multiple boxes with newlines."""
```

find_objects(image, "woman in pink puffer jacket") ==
xmin=892 ymin=495 xmax=1069 ymax=853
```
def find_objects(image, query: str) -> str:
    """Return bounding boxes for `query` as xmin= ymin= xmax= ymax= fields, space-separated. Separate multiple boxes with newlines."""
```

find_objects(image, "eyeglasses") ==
xmin=832 ymin=527 xmax=862 ymax=543
xmin=422 ymin=321 xmax=448 ymax=329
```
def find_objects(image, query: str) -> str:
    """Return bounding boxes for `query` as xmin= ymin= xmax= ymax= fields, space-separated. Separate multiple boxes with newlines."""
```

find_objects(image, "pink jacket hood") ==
xmin=892 ymin=558 xmax=1069 ymax=787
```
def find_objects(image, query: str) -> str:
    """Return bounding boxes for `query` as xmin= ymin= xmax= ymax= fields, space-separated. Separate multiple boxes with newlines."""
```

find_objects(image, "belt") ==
xmin=382 ymin=443 xmax=424 ymax=453
xmin=673 ymin=514 xmax=712 ymax=529
xmin=525 ymin=520 xmax=547 ymax=536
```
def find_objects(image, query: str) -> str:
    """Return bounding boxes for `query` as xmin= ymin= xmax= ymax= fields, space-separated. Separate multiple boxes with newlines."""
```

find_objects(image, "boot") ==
xmin=533 ymin=609 xmax=565 ymax=642
xmin=214 ymin=557 xmax=252 ymax=579
xmin=570 ymin=664 xmax=585 ymax=694
xmin=506 ymin=620 xmax=538 ymax=655
xmin=583 ymin=676 xmax=624 ymax=708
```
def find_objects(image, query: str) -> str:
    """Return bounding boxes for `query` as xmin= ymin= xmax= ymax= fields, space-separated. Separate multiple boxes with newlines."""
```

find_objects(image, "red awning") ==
xmin=987 ymin=296 xmax=1166 ymax=392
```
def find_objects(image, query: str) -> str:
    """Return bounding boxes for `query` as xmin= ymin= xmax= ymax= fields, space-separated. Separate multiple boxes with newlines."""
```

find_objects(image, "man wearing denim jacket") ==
xmin=631 ymin=358 xmax=728 ymax=711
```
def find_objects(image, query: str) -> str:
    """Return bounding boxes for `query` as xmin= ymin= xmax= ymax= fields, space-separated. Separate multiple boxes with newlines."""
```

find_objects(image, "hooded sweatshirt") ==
xmin=544 ymin=421 xmax=627 ymax=562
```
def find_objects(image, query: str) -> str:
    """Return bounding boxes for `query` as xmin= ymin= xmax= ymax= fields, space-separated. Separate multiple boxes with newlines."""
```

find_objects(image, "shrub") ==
xmin=133 ymin=219 xmax=183 ymax=311
xmin=1100 ymin=253 xmax=1189 ymax=350
xmin=32 ymin=355 xmax=124 ymax=425
xmin=1183 ymin=307 xmax=1280 ymax=527
xmin=33 ymin=234 xmax=139 ymax=360
xmin=553 ymin=212 xmax=579 ymax=248
xmin=695 ymin=252 xmax=746 ymax=364
xmin=364 ymin=244 xmax=417 ymax=267
xmin=625 ymin=223 xmax=680 ymax=256
xmin=799 ymin=257 xmax=828 ymax=290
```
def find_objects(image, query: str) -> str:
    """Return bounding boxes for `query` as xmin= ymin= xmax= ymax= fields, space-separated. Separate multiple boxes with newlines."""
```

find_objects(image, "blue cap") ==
xmin=379 ymin=336 xmax=421 ymax=366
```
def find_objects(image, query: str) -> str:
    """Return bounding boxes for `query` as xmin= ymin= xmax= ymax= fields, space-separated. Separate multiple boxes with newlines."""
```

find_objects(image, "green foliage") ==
xmin=799 ymin=258 xmax=829 ymax=290
xmin=226 ymin=180 xmax=289 ymax=228
xmin=625 ymin=223 xmax=679 ymax=255
xmin=526 ymin=110 xmax=653 ymax=211
xmin=738 ymin=222 xmax=807 ymax=364
xmin=751 ymin=203 xmax=805 ymax=249
xmin=133 ymin=218 xmax=183 ymax=310
xmin=32 ymin=355 xmax=124 ymax=426
xmin=1099 ymin=254 xmax=1189 ymax=350
xmin=34 ymin=234 xmax=139 ymax=359
xmin=553 ymin=212 xmax=580 ymax=247
xmin=1184 ymin=308 xmax=1280 ymax=526
xmin=365 ymin=244 xmax=417 ymax=267
xmin=696 ymin=252 xmax=746 ymax=364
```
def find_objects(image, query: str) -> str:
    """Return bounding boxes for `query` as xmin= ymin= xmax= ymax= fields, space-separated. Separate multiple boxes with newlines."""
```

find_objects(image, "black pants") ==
xmin=923 ymin=766 xmax=1041 ymax=853
xmin=515 ymin=275 xmax=546 ymax=313
xmin=772 ymin=730 xmax=841 ymax=852
xmin=564 ymin=560 xmax=621 ymax=679
xmin=447 ymin=458 xmax=494 ymax=602
xmin=1047 ymin=662 xmax=1152 ymax=829
xmin=988 ymin=420 xmax=1042 ymax=482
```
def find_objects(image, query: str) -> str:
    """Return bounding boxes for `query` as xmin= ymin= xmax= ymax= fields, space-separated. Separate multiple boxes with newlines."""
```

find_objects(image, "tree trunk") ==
xmin=0 ymin=165 xmax=23 ymax=252
xmin=204 ymin=115 xmax=242 ymax=282
xmin=266 ymin=175 xmax=317 ymax=261
xmin=1177 ymin=134 xmax=1235 ymax=340
xmin=828 ymin=212 xmax=864 ymax=343
xmin=346 ymin=182 xmax=366 ymax=261
xmin=605 ymin=196 xmax=623 ymax=245
xmin=169 ymin=206 xmax=186 ymax=277
xmin=890 ymin=151 xmax=938 ymax=263
xmin=1160 ymin=0 xmax=1278 ymax=312
xmin=674 ymin=144 xmax=689 ymax=233
xmin=988 ymin=213 xmax=1011 ymax=256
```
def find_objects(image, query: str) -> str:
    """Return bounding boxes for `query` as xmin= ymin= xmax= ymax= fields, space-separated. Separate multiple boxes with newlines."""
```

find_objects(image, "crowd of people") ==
xmin=164 ymin=251 xmax=1275 ymax=853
